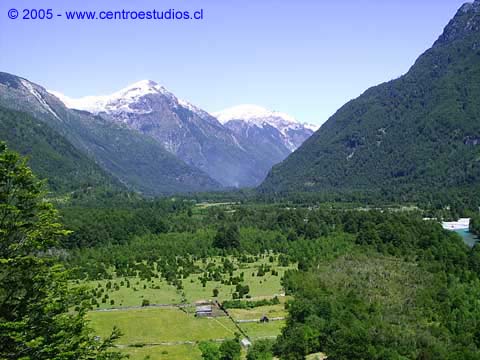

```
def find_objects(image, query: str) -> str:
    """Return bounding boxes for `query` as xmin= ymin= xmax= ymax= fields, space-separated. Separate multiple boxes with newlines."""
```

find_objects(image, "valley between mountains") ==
xmin=2 ymin=2 xmax=480 ymax=360
xmin=0 ymin=72 xmax=317 ymax=195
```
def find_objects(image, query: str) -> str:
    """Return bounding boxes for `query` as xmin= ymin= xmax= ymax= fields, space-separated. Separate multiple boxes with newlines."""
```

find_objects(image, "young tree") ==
xmin=0 ymin=143 xmax=124 ymax=359
xmin=219 ymin=339 xmax=241 ymax=360
xmin=199 ymin=341 xmax=221 ymax=360
xmin=213 ymin=224 xmax=241 ymax=249
xmin=247 ymin=339 xmax=274 ymax=360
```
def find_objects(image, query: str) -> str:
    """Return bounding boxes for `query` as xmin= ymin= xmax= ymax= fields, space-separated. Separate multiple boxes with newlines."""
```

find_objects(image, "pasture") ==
xmin=84 ymin=255 xmax=293 ymax=359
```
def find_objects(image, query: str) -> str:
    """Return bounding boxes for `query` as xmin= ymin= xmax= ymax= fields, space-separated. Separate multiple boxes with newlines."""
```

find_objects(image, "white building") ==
xmin=441 ymin=218 xmax=470 ymax=230
xmin=240 ymin=338 xmax=252 ymax=348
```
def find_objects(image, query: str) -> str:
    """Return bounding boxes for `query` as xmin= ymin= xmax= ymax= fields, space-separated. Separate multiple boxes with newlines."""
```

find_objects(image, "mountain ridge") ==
xmin=50 ymin=83 xmax=318 ymax=188
xmin=215 ymin=104 xmax=318 ymax=152
xmin=0 ymin=73 xmax=221 ymax=195
xmin=0 ymin=104 xmax=121 ymax=194
xmin=260 ymin=1 xmax=480 ymax=198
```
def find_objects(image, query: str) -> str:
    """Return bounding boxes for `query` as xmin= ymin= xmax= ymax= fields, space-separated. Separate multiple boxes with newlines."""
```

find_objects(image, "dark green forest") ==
xmin=0 ymin=143 xmax=125 ymax=359
xmin=260 ymin=3 xmax=480 ymax=200
xmin=0 ymin=105 xmax=119 ymax=193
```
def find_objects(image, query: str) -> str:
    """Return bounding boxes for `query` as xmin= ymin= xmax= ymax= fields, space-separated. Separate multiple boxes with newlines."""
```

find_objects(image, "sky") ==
xmin=0 ymin=0 xmax=468 ymax=125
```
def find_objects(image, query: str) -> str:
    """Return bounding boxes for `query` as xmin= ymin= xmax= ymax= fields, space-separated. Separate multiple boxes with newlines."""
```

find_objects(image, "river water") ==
xmin=453 ymin=228 xmax=479 ymax=247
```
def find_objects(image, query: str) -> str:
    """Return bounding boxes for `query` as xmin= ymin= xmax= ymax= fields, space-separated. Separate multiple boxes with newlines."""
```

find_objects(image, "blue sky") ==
xmin=0 ymin=0 xmax=468 ymax=125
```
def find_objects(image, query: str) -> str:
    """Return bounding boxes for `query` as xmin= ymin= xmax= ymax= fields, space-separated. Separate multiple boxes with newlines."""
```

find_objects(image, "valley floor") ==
xmin=83 ymin=256 xmax=291 ymax=359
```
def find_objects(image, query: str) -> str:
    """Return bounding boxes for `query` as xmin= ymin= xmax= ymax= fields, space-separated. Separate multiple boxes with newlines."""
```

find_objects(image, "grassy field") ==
xmin=81 ymin=256 xmax=294 ymax=309
xmin=237 ymin=321 xmax=286 ymax=339
xmin=84 ymin=256 xmax=292 ymax=359
xmin=88 ymin=306 xmax=285 ymax=359
xmin=120 ymin=344 xmax=202 ymax=360
xmin=85 ymin=279 xmax=182 ymax=308
xmin=228 ymin=303 xmax=287 ymax=321
xmin=88 ymin=308 xmax=238 ymax=344
xmin=180 ymin=267 xmax=288 ymax=304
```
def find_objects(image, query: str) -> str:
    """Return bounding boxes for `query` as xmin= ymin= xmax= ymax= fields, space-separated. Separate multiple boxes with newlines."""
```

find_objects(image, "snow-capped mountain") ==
xmin=0 ymin=71 xmax=319 ymax=192
xmin=50 ymin=81 xmax=264 ymax=188
xmin=49 ymin=80 xmax=201 ymax=119
xmin=0 ymin=72 xmax=221 ymax=195
xmin=50 ymin=82 xmax=319 ymax=188
xmin=214 ymin=104 xmax=318 ymax=152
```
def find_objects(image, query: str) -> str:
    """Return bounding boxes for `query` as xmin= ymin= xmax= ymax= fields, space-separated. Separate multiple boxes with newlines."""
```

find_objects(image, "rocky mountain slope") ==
xmin=215 ymin=104 xmax=317 ymax=152
xmin=0 ymin=73 xmax=220 ymax=195
xmin=53 ymin=82 xmax=265 ymax=188
xmin=213 ymin=104 xmax=318 ymax=180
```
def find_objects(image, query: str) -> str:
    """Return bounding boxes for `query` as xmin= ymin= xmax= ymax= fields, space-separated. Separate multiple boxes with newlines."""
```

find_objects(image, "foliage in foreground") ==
xmin=0 ymin=143 xmax=124 ymax=359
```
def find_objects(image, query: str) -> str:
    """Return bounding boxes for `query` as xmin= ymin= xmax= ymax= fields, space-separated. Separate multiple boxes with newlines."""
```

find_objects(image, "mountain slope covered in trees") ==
xmin=260 ymin=1 xmax=480 ymax=199
xmin=0 ymin=105 xmax=120 ymax=194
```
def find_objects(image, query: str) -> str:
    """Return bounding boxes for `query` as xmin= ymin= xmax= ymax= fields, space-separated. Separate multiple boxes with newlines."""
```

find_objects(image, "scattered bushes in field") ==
xmin=232 ymin=284 xmax=250 ymax=299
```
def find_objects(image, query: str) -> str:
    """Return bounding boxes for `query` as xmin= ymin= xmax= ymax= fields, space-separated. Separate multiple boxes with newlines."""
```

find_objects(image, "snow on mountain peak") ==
xmin=48 ymin=79 xmax=175 ymax=114
xmin=214 ymin=104 xmax=296 ymax=124
xmin=128 ymin=79 xmax=158 ymax=89
xmin=113 ymin=80 xmax=165 ymax=99
xmin=49 ymin=85 xmax=320 ymax=135
xmin=215 ymin=104 xmax=319 ymax=152
xmin=214 ymin=104 xmax=319 ymax=132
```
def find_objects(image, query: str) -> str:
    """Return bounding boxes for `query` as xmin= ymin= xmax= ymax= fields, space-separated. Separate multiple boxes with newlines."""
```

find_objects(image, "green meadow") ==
xmin=83 ymin=256 xmax=292 ymax=359
xmin=80 ymin=257 xmax=293 ymax=309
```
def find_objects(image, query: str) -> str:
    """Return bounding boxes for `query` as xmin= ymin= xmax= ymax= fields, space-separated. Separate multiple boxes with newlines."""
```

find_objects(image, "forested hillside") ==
xmin=0 ymin=105 xmax=119 ymax=194
xmin=261 ymin=2 xmax=480 ymax=200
